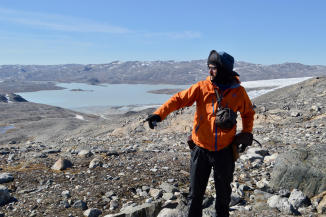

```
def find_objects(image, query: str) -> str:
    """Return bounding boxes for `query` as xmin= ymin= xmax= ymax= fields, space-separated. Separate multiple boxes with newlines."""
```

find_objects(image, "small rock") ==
xmin=159 ymin=182 xmax=179 ymax=193
xmin=63 ymin=200 xmax=71 ymax=208
xmin=229 ymin=192 xmax=242 ymax=206
xmin=89 ymin=158 xmax=101 ymax=169
xmin=0 ymin=185 xmax=11 ymax=205
xmin=247 ymin=148 xmax=268 ymax=157
xmin=291 ymin=112 xmax=300 ymax=117
xmin=279 ymin=188 xmax=291 ymax=197
xmin=110 ymin=200 xmax=119 ymax=210
xmin=83 ymin=208 xmax=102 ymax=217
xmin=33 ymin=153 xmax=47 ymax=158
xmin=267 ymin=195 xmax=282 ymax=208
xmin=162 ymin=192 xmax=175 ymax=200
xmin=316 ymin=195 xmax=326 ymax=214
xmin=277 ymin=197 xmax=297 ymax=215
xmin=105 ymin=191 xmax=115 ymax=198
xmin=42 ymin=148 xmax=61 ymax=154
xmin=51 ymin=158 xmax=72 ymax=171
xmin=288 ymin=189 xmax=308 ymax=209
xmin=62 ymin=190 xmax=71 ymax=199
xmin=239 ymin=184 xmax=251 ymax=191
xmin=72 ymin=200 xmax=87 ymax=210
xmin=0 ymin=173 xmax=14 ymax=184
xmin=78 ymin=150 xmax=93 ymax=157
xmin=139 ymin=191 xmax=148 ymax=197
xmin=264 ymin=153 xmax=278 ymax=163
xmin=311 ymin=191 xmax=326 ymax=209
xmin=149 ymin=189 xmax=163 ymax=199
xmin=157 ymin=208 xmax=187 ymax=217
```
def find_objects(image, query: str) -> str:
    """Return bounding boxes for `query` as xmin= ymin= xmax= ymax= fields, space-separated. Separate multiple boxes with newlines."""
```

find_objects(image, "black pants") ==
xmin=188 ymin=145 xmax=235 ymax=217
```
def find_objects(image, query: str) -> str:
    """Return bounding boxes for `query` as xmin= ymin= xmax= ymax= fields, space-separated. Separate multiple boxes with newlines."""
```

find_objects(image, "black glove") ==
xmin=234 ymin=132 xmax=253 ymax=153
xmin=237 ymin=144 xmax=248 ymax=153
xmin=144 ymin=114 xmax=161 ymax=129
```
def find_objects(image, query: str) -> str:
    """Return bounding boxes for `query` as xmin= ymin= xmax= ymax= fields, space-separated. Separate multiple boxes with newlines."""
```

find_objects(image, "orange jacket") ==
xmin=154 ymin=76 xmax=255 ymax=151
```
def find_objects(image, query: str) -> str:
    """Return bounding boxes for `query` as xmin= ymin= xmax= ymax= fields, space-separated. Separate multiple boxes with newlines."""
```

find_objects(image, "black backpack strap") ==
xmin=214 ymin=88 xmax=221 ymax=102
xmin=214 ymin=89 xmax=222 ymax=110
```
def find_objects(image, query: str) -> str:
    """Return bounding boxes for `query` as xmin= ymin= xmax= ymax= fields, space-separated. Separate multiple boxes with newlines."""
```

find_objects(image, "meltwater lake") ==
xmin=17 ymin=77 xmax=311 ymax=114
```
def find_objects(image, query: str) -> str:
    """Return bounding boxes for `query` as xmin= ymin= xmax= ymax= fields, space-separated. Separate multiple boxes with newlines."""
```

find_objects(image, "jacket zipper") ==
xmin=195 ymin=115 xmax=203 ymax=133
xmin=212 ymin=99 xmax=215 ymax=115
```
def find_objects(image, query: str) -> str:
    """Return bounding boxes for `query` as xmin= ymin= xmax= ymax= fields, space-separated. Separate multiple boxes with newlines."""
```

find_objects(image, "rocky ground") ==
xmin=0 ymin=76 xmax=326 ymax=216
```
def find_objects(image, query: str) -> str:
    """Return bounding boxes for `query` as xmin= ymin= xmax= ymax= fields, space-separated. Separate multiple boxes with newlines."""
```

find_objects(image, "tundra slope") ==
xmin=0 ymin=77 xmax=326 ymax=216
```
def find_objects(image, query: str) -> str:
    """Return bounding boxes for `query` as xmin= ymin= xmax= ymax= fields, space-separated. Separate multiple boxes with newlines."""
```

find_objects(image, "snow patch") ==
xmin=75 ymin=115 xmax=84 ymax=120
xmin=5 ymin=94 xmax=12 ymax=103
xmin=243 ymin=77 xmax=311 ymax=99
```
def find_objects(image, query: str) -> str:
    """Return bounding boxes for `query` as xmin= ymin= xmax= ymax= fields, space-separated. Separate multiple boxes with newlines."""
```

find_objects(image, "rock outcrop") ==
xmin=269 ymin=144 xmax=326 ymax=197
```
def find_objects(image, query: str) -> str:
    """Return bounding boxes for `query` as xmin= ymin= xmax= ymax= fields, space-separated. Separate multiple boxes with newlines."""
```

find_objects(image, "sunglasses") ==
xmin=208 ymin=66 xmax=217 ymax=71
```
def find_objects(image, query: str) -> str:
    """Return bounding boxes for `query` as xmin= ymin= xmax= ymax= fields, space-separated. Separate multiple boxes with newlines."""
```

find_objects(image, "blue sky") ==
xmin=0 ymin=0 xmax=325 ymax=66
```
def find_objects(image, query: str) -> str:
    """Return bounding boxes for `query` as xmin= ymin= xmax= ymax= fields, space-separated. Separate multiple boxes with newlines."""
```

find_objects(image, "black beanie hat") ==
xmin=207 ymin=50 xmax=239 ymax=77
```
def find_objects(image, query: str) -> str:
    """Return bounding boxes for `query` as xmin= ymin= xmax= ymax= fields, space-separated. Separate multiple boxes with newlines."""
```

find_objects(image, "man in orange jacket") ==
xmin=145 ymin=50 xmax=255 ymax=217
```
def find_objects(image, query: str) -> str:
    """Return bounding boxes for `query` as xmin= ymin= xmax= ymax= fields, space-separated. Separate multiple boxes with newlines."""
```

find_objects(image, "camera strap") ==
xmin=214 ymin=88 xmax=222 ymax=111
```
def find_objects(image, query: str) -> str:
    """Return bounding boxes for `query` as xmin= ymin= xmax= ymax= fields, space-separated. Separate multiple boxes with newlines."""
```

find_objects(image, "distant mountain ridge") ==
xmin=1 ymin=60 xmax=325 ymax=85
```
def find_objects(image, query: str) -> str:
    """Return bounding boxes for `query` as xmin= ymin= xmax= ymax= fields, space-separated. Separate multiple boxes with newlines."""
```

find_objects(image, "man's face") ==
xmin=208 ymin=64 xmax=218 ymax=80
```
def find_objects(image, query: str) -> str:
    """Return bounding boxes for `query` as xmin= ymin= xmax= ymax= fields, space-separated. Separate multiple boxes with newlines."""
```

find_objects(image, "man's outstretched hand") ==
xmin=144 ymin=114 xmax=161 ymax=129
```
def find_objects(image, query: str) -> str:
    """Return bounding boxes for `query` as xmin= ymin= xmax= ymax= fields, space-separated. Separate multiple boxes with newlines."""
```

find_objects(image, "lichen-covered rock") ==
xmin=269 ymin=144 xmax=326 ymax=197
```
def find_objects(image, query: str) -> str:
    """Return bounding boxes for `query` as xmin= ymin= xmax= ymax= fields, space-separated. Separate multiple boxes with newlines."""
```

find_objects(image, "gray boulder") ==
xmin=0 ymin=185 xmax=10 ymax=205
xmin=269 ymin=144 xmax=326 ymax=197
